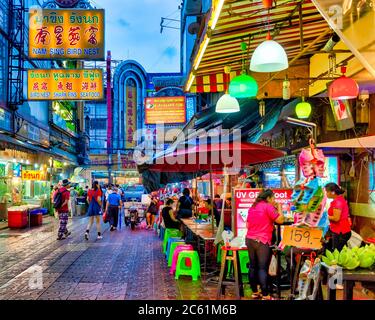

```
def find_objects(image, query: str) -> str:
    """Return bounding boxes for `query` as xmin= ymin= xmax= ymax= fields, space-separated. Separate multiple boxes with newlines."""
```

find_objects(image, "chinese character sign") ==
xmin=145 ymin=96 xmax=186 ymax=124
xmin=29 ymin=9 xmax=104 ymax=60
xmin=126 ymin=86 xmax=137 ymax=148
xmin=27 ymin=69 xmax=103 ymax=100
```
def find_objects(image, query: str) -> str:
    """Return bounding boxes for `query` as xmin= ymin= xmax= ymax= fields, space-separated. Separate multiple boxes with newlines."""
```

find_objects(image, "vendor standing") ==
xmin=246 ymin=189 xmax=284 ymax=300
xmin=325 ymin=183 xmax=352 ymax=251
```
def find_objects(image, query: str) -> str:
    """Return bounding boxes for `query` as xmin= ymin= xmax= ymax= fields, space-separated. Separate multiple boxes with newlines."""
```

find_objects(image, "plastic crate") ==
xmin=8 ymin=209 xmax=28 ymax=228
xmin=30 ymin=213 xmax=43 ymax=226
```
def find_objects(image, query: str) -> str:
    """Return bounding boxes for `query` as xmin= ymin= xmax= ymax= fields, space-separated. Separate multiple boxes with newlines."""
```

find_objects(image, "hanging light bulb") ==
xmin=250 ymin=32 xmax=289 ymax=73
xmin=283 ymin=76 xmax=290 ymax=100
xmin=329 ymin=66 xmax=359 ymax=100
xmin=229 ymin=42 xmax=258 ymax=98
xmin=295 ymin=91 xmax=312 ymax=119
xmin=216 ymin=93 xmax=240 ymax=113
xmin=229 ymin=73 xmax=258 ymax=98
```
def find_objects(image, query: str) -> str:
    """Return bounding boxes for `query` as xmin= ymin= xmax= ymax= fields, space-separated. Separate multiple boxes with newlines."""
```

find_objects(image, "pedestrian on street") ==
xmin=105 ymin=187 xmax=122 ymax=231
xmin=54 ymin=179 xmax=72 ymax=240
xmin=69 ymin=186 xmax=78 ymax=217
xmin=146 ymin=194 xmax=158 ymax=230
xmin=85 ymin=181 xmax=103 ymax=240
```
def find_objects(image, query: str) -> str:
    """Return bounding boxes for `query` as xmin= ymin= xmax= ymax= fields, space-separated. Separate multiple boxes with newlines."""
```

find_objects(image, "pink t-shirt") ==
xmin=246 ymin=201 xmax=280 ymax=245
xmin=328 ymin=195 xmax=351 ymax=234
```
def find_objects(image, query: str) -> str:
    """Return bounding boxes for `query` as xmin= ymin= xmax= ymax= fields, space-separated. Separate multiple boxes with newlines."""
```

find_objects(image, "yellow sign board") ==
xmin=27 ymin=69 xmax=103 ymax=100
xmin=29 ymin=9 xmax=104 ymax=60
xmin=22 ymin=170 xmax=47 ymax=181
xmin=282 ymin=226 xmax=323 ymax=250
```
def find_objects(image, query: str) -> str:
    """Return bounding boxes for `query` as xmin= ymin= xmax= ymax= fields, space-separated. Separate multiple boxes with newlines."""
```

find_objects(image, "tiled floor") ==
xmin=0 ymin=216 xmax=373 ymax=300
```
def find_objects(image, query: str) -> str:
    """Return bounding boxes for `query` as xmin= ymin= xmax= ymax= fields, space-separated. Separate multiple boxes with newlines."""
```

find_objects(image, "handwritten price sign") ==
xmin=282 ymin=226 xmax=323 ymax=249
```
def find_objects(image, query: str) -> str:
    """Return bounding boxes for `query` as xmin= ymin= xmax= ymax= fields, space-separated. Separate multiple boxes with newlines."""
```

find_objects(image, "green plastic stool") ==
xmin=239 ymin=250 xmax=250 ymax=274
xmin=167 ymin=241 xmax=185 ymax=267
xmin=163 ymin=228 xmax=182 ymax=254
xmin=175 ymin=250 xmax=201 ymax=281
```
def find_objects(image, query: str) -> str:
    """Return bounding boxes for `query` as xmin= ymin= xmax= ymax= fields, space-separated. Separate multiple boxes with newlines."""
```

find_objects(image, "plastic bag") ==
xmin=347 ymin=230 xmax=363 ymax=248
xmin=268 ymin=254 xmax=277 ymax=276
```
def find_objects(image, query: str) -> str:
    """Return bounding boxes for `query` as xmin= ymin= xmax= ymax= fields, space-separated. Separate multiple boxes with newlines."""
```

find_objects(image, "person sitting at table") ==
xmin=214 ymin=194 xmax=223 ymax=210
xmin=176 ymin=188 xmax=193 ymax=219
xmin=246 ymin=189 xmax=284 ymax=300
xmin=224 ymin=197 xmax=232 ymax=209
xmin=162 ymin=198 xmax=181 ymax=230
xmin=205 ymin=199 xmax=220 ymax=227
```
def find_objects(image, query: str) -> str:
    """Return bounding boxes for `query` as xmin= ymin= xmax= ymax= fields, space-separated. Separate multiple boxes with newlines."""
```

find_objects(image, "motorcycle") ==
xmin=124 ymin=200 xmax=145 ymax=230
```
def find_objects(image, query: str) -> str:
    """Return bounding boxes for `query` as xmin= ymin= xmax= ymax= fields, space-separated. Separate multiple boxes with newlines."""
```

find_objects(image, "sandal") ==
xmin=251 ymin=292 xmax=262 ymax=299
xmin=262 ymin=295 xmax=276 ymax=300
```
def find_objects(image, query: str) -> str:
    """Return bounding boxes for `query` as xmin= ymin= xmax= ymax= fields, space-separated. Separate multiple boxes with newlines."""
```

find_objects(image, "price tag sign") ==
xmin=282 ymin=226 xmax=323 ymax=249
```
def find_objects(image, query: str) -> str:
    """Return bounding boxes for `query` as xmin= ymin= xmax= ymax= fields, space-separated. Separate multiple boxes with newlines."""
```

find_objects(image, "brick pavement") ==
xmin=0 ymin=216 xmax=373 ymax=300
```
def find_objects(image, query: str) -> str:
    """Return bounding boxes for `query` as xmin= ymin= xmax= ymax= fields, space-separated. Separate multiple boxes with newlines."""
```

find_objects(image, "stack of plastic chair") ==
xmin=175 ymin=250 xmax=201 ymax=281
xmin=163 ymin=228 xmax=182 ymax=253
xmin=167 ymin=240 xmax=186 ymax=267
xmin=166 ymin=237 xmax=184 ymax=259
xmin=170 ymin=244 xmax=194 ymax=275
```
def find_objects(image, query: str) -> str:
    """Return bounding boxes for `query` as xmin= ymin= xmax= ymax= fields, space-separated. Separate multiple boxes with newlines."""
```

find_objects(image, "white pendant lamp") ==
xmin=215 ymin=93 xmax=240 ymax=113
xmin=250 ymin=32 xmax=288 ymax=73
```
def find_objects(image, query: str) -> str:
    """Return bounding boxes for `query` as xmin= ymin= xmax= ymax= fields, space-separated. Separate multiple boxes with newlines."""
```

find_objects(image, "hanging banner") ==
xmin=27 ymin=69 xmax=103 ymax=100
xmin=126 ymin=85 xmax=137 ymax=148
xmin=29 ymin=8 xmax=105 ymax=60
xmin=22 ymin=170 xmax=47 ymax=181
xmin=145 ymin=96 xmax=186 ymax=124
xmin=234 ymin=188 xmax=293 ymax=239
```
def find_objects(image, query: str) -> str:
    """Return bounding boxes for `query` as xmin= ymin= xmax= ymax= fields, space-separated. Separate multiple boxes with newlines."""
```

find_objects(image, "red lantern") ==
xmin=262 ymin=0 xmax=273 ymax=9
xmin=329 ymin=67 xmax=359 ymax=100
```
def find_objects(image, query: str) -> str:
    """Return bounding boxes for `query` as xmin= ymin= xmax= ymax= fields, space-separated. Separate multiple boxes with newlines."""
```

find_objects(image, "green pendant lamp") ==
xmin=229 ymin=42 xmax=258 ymax=98
xmin=295 ymin=90 xmax=312 ymax=119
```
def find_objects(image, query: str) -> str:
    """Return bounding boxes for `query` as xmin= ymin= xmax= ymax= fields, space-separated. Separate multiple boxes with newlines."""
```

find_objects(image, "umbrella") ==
xmin=149 ymin=141 xmax=285 ymax=172
xmin=148 ymin=141 xmax=285 ymax=234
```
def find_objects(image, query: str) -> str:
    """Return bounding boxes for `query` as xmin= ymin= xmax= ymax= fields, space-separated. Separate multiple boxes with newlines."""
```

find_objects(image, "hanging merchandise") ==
xmin=283 ymin=76 xmax=290 ymax=100
xmin=290 ymin=139 xmax=329 ymax=233
xmin=329 ymin=66 xmax=359 ymax=100
xmin=229 ymin=42 xmax=258 ymax=98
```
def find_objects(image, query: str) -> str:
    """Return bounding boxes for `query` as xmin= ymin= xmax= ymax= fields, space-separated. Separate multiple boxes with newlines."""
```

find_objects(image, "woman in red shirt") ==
xmin=325 ymin=183 xmax=352 ymax=251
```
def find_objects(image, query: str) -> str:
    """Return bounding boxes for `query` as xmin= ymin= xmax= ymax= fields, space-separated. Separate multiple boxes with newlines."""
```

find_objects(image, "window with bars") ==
xmin=90 ymin=118 xmax=107 ymax=130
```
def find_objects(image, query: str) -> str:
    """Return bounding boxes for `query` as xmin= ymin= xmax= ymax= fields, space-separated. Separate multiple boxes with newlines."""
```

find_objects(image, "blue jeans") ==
xmin=246 ymin=238 xmax=272 ymax=296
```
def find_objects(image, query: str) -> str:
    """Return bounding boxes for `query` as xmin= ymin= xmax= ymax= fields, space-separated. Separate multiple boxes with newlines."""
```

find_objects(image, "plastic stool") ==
xmin=239 ymin=250 xmax=250 ymax=274
xmin=167 ymin=241 xmax=185 ymax=266
xmin=166 ymin=237 xmax=183 ymax=259
xmin=175 ymin=251 xmax=201 ymax=281
xmin=163 ymin=228 xmax=182 ymax=253
xmin=170 ymin=244 xmax=194 ymax=275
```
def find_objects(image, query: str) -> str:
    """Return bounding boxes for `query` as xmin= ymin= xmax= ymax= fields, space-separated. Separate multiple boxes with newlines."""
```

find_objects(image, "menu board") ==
xmin=234 ymin=188 xmax=293 ymax=240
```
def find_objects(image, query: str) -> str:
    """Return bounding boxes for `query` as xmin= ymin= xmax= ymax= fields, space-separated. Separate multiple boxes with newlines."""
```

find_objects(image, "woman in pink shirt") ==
xmin=246 ymin=189 xmax=284 ymax=300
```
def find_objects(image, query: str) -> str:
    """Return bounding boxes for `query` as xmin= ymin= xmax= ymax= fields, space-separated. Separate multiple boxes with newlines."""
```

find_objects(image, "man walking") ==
xmin=54 ymin=179 xmax=72 ymax=240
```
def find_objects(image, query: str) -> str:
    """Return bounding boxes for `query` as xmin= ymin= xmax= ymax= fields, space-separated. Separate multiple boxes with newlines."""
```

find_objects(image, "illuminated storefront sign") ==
xmin=27 ymin=69 xmax=103 ymax=100
xmin=126 ymin=82 xmax=137 ymax=148
xmin=29 ymin=8 xmax=104 ymax=60
xmin=145 ymin=96 xmax=186 ymax=124
xmin=22 ymin=170 xmax=47 ymax=181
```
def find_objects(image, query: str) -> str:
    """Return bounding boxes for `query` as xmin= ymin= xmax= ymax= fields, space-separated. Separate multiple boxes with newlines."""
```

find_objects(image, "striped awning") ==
xmin=190 ymin=70 xmax=241 ymax=93
xmin=187 ymin=0 xmax=332 ymax=93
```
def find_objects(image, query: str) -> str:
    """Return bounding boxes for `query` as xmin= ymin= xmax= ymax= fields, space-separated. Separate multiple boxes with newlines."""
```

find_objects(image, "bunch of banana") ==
xmin=321 ymin=244 xmax=375 ymax=270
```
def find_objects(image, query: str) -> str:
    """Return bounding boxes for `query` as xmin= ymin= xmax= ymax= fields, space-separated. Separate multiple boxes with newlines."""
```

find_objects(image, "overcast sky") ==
xmin=91 ymin=0 xmax=181 ymax=73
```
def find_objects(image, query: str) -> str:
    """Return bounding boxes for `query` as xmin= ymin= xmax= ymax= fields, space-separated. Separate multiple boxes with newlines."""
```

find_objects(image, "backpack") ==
xmin=53 ymin=189 xmax=66 ymax=209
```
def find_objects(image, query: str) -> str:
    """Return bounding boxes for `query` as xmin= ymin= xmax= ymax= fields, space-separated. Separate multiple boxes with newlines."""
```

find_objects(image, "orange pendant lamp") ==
xmin=329 ymin=66 xmax=359 ymax=100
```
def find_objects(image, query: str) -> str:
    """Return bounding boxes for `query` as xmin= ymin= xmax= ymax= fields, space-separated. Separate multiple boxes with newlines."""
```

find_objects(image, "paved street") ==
xmin=0 ymin=216 xmax=218 ymax=300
